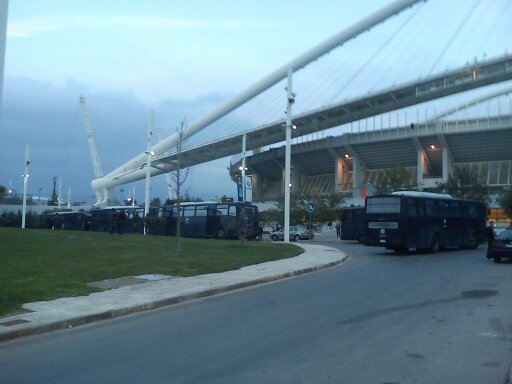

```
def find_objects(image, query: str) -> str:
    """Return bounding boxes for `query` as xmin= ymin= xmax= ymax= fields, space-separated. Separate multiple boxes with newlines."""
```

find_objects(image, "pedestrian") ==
xmin=335 ymin=220 xmax=341 ymax=237
xmin=486 ymin=220 xmax=495 ymax=259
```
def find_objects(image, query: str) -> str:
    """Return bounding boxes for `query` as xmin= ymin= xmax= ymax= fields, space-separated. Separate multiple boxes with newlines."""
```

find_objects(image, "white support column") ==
xmin=335 ymin=159 xmax=344 ymax=192
xmin=352 ymin=156 xmax=360 ymax=195
xmin=442 ymin=147 xmax=451 ymax=183
xmin=417 ymin=149 xmax=425 ymax=185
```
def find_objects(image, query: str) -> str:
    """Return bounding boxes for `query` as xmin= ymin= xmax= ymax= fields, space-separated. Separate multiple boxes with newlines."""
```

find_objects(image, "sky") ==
xmin=1 ymin=0 xmax=511 ymax=204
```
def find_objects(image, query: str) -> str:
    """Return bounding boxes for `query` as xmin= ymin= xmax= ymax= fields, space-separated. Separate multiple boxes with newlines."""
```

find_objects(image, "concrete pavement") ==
xmin=0 ymin=240 xmax=347 ymax=342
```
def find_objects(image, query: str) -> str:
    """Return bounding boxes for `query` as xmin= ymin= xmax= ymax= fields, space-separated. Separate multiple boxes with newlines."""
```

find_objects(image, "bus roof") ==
xmin=390 ymin=191 xmax=453 ymax=199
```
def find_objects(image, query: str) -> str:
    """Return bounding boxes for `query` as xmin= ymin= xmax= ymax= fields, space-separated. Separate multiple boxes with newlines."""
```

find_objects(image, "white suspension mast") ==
xmin=79 ymin=95 xmax=104 ymax=179
xmin=91 ymin=0 xmax=425 ymax=202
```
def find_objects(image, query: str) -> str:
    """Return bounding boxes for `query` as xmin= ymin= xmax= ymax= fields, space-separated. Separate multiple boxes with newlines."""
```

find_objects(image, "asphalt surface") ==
xmin=0 ymin=232 xmax=512 ymax=384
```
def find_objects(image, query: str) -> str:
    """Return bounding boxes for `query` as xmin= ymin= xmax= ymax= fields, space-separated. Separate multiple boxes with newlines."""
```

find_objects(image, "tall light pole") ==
xmin=284 ymin=69 xmax=294 ymax=244
xmin=241 ymin=133 xmax=247 ymax=203
xmin=21 ymin=145 xmax=30 ymax=229
xmin=144 ymin=111 xmax=154 ymax=235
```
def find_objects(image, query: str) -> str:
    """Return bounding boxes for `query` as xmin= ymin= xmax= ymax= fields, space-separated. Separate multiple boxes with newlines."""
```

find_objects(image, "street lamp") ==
xmin=284 ymin=68 xmax=295 ymax=244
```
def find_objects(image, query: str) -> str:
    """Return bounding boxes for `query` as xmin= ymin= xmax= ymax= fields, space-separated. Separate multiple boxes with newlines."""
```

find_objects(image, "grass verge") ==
xmin=0 ymin=227 xmax=302 ymax=317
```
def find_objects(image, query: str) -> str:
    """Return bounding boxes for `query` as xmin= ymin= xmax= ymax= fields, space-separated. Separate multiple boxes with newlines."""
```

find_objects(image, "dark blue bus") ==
xmin=90 ymin=206 xmax=145 ymax=234
xmin=364 ymin=191 xmax=486 ymax=253
xmin=160 ymin=202 xmax=260 ymax=239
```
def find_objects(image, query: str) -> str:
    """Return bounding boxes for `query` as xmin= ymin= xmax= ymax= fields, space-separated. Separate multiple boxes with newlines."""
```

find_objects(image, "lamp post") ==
xmin=284 ymin=69 xmax=294 ymax=244
xmin=21 ymin=146 xmax=30 ymax=229
xmin=241 ymin=133 xmax=247 ymax=203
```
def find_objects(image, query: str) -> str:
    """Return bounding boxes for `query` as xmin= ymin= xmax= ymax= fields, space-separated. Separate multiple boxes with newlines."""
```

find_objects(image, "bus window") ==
xmin=183 ymin=206 xmax=195 ymax=217
xmin=366 ymin=196 xmax=401 ymax=213
xmin=468 ymin=203 xmax=480 ymax=218
xmin=228 ymin=205 xmax=237 ymax=216
xmin=448 ymin=201 xmax=462 ymax=218
xmin=220 ymin=206 xmax=229 ymax=216
xmin=425 ymin=200 xmax=438 ymax=217
xmin=195 ymin=206 xmax=207 ymax=217
xmin=439 ymin=201 xmax=449 ymax=217
xmin=407 ymin=198 xmax=417 ymax=218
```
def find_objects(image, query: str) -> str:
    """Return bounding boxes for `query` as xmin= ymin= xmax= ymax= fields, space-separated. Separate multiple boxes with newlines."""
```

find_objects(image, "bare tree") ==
xmin=170 ymin=121 xmax=191 ymax=256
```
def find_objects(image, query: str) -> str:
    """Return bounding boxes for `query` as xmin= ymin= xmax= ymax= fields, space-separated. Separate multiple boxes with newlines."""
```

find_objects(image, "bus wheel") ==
xmin=493 ymin=255 xmax=501 ymax=263
xmin=430 ymin=234 xmax=441 ymax=253
xmin=467 ymin=233 xmax=479 ymax=249
xmin=217 ymin=228 xmax=225 ymax=239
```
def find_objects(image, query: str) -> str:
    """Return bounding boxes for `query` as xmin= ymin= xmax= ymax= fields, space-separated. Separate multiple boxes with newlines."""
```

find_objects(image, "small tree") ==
xmin=498 ymin=189 xmax=512 ymax=218
xmin=170 ymin=121 xmax=191 ymax=256
xmin=435 ymin=165 xmax=489 ymax=202
xmin=374 ymin=165 xmax=415 ymax=194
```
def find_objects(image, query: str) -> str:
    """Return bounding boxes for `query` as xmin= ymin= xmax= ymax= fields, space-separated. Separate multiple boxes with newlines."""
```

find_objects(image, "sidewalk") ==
xmin=0 ymin=242 xmax=347 ymax=342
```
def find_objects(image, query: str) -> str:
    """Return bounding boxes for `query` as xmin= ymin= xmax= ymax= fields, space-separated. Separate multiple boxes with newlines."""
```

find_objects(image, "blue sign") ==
xmin=307 ymin=202 xmax=315 ymax=212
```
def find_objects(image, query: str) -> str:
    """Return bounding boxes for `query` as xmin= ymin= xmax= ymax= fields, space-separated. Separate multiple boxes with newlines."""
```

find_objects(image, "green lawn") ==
xmin=0 ymin=228 xmax=302 ymax=316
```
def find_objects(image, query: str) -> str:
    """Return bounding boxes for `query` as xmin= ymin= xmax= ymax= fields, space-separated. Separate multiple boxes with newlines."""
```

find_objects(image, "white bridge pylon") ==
xmin=90 ymin=0 xmax=425 ymax=205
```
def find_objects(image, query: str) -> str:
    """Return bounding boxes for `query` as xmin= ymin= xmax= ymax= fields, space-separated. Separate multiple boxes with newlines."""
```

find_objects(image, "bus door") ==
xmin=181 ymin=205 xmax=198 ymax=237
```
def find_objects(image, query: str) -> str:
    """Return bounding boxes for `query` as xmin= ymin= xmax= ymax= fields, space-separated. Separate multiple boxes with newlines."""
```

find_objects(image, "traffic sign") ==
xmin=307 ymin=202 xmax=315 ymax=212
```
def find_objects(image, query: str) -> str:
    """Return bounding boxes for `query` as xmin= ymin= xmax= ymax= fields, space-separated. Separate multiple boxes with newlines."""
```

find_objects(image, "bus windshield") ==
xmin=366 ymin=196 xmax=401 ymax=214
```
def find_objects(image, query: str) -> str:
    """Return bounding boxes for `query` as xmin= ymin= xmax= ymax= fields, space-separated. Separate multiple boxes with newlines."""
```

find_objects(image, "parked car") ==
xmin=270 ymin=226 xmax=314 ymax=241
xmin=489 ymin=228 xmax=512 ymax=263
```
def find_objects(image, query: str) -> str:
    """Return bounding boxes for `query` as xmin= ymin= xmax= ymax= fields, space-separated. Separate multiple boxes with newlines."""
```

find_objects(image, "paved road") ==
xmin=0 ymin=241 xmax=511 ymax=384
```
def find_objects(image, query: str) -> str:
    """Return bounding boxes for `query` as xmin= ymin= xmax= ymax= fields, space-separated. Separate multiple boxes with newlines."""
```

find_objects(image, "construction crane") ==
xmin=157 ymin=127 xmax=175 ymax=201
xmin=79 ymin=95 xmax=104 ymax=179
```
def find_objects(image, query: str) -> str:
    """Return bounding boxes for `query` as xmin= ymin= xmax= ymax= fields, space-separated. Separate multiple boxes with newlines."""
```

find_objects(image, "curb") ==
xmin=0 ymin=257 xmax=345 ymax=343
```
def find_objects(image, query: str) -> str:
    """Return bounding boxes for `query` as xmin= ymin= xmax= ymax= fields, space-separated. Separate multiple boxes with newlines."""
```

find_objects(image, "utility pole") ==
xmin=284 ymin=69 xmax=294 ymax=244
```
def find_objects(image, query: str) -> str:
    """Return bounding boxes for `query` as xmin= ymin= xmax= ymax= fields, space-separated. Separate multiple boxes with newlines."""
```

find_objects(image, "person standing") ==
xmin=335 ymin=220 xmax=341 ymax=237
xmin=486 ymin=221 xmax=496 ymax=259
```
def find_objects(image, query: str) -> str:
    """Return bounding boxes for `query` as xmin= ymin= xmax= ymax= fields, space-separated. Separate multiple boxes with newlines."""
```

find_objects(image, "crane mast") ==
xmin=79 ymin=95 xmax=104 ymax=179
